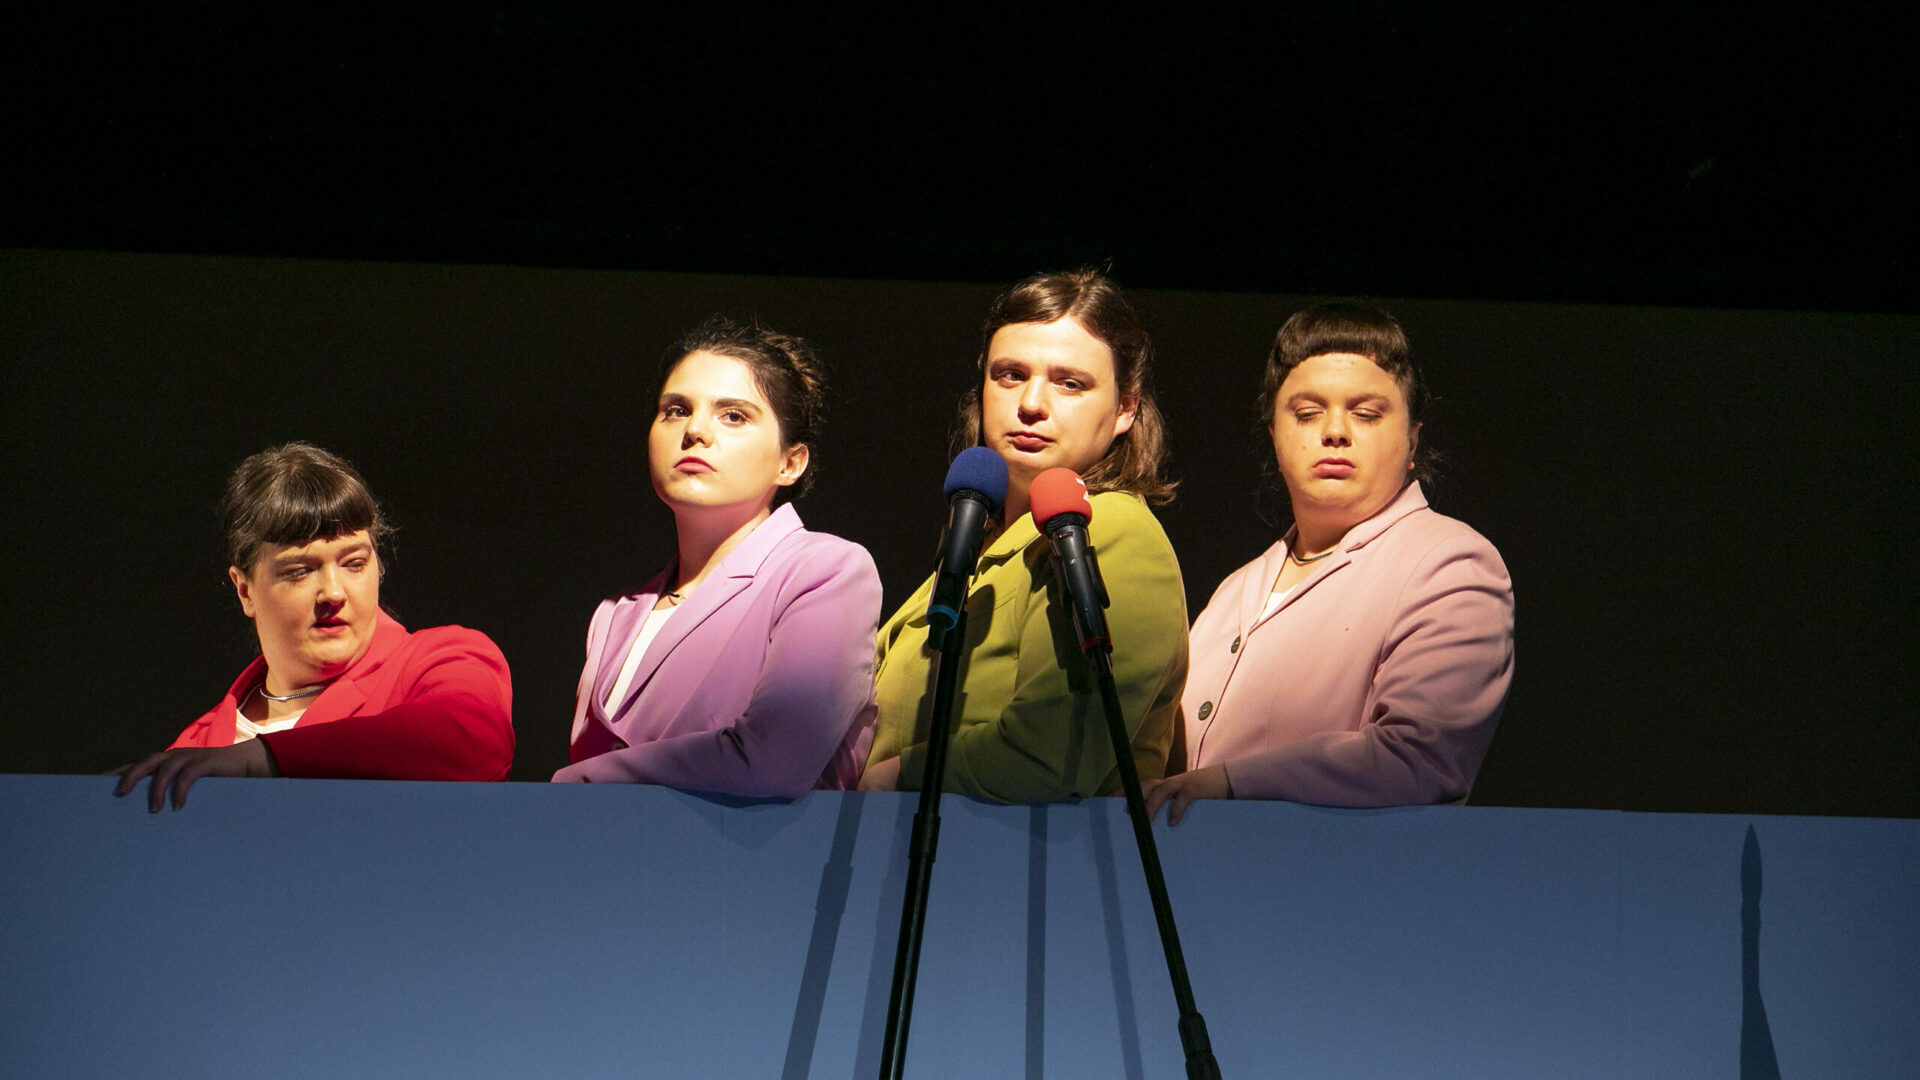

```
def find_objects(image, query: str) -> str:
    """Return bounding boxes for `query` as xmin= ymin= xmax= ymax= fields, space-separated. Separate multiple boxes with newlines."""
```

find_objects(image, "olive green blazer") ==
xmin=868 ymin=492 xmax=1188 ymax=802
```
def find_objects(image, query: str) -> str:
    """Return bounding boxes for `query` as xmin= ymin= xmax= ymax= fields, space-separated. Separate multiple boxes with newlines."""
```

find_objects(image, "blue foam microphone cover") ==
xmin=943 ymin=446 xmax=1009 ymax=512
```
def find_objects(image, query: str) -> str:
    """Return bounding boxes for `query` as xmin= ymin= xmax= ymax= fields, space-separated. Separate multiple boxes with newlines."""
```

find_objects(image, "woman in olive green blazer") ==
xmin=859 ymin=269 xmax=1188 ymax=802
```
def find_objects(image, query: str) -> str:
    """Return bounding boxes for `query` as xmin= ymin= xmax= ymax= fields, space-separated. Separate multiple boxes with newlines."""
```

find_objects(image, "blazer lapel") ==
xmin=1255 ymin=548 xmax=1353 ymax=629
xmin=980 ymin=512 xmax=1042 ymax=570
xmin=1243 ymin=482 xmax=1432 ymax=633
xmin=299 ymin=610 xmax=408 ymax=725
xmin=589 ymin=585 xmax=664 ymax=716
xmin=305 ymin=674 xmax=369 ymax=725
xmin=201 ymin=657 xmax=269 ymax=747
xmin=886 ymin=514 xmax=1039 ymax=639
xmin=1237 ymin=539 xmax=1290 ymax=634
xmin=606 ymin=504 xmax=807 ymax=721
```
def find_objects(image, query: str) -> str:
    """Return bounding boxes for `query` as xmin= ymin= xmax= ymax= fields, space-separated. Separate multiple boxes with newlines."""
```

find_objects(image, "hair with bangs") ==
xmin=953 ymin=267 xmax=1177 ymax=505
xmin=220 ymin=443 xmax=390 ymax=572
xmin=1260 ymin=300 xmax=1435 ymax=483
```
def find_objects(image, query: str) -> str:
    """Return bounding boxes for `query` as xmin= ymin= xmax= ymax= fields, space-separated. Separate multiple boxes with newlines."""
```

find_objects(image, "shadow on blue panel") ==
xmin=1090 ymin=804 xmax=1146 ymax=1080
xmin=1742 ymin=823 xmax=1782 ymax=1080
xmin=852 ymin=794 xmax=916 ymax=1079
xmin=685 ymin=791 xmax=796 ymax=810
xmin=1027 ymin=804 xmax=1048 ymax=1080
xmin=781 ymin=792 xmax=868 ymax=1080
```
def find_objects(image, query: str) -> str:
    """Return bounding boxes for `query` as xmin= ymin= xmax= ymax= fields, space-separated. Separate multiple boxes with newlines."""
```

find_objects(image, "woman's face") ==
xmin=229 ymin=530 xmax=380 ymax=688
xmin=981 ymin=317 xmax=1137 ymax=492
xmin=1271 ymin=352 xmax=1419 ymax=531
xmin=650 ymin=350 xmax=808 ymax=517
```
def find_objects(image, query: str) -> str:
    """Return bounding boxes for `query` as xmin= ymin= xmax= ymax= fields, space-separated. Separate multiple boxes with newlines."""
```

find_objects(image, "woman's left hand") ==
xmin=112 ymin=740 xmax=279 ymax=812
xmin=1141 ymin=764 xmax=1232 ymax=826
xmin=857 ymin=756 xmax=902 ymax=792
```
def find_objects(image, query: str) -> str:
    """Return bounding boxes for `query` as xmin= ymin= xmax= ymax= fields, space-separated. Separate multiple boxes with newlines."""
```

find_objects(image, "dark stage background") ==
xmin=3 ymin=248 xmax=1915 ymax=816
xmin=4 ymin=8 xmax=1915 ymax=815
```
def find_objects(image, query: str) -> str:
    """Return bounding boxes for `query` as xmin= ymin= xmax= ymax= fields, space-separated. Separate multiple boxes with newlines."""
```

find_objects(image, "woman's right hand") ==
xmin=857 ymin=756 xmax=902 ymax=792
xmin=112 ymin=740 xmax=278 ymax=812
xmin=1142 ymin=764 xmax=1232 ymax=826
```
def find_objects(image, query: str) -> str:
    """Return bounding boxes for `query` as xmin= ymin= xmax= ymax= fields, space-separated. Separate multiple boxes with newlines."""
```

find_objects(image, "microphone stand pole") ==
xmin=878 ymin=609 xmax=968 ymax=1080
xmin=1086 ymin=644 xmax=1223 ymax=1080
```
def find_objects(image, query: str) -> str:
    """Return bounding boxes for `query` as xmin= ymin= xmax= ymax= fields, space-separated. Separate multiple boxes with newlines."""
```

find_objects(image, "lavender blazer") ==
xmin=553 ymin=504 xmax=880 ymax=795
xmin=1182 ymin=482 xmax=1513 ymax=806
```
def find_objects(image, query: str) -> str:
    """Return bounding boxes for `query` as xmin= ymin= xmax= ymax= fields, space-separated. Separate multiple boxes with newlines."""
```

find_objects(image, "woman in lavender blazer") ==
xmin=553 ymin=318 xmax=880 ymax=795
xmin=1145 ymin=302 xmax=1514 ymax=821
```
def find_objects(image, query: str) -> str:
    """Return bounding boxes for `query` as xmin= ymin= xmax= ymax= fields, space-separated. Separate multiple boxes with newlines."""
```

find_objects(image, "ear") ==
xmin=229 ymin=566 xmax=257 ymax=619
xmin=775 ymin=443 xmax=811 ymax=487
xmin=1113 ymin=392 xmax=1139 ymax=438
xmin=1407 ymin=421 xmax=1423 ymax=469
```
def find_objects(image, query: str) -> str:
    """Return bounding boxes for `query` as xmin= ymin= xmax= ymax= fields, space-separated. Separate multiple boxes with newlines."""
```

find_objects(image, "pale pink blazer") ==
xmin=1181 ymin=482 xmax=1513 ymax=806
xmin=554 ymin=504 xmax=880 ymax=795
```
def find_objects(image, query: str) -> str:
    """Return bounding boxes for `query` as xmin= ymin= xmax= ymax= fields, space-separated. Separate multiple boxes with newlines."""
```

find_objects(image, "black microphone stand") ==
xmin=878 ymin=609 xmax=968 ymax=1080
xmin=1084 ymin=644 xmax=1222 ymax=1080
xmin=879 ymin=499 xmax=1220 ymax=1078
xmin=1050 ymin=522 xmax=1223 ymax=1080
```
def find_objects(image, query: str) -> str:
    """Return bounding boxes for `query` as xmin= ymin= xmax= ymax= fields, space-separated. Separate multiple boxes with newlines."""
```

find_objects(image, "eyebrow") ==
xmin=989 ymin=357 xmax=1101 ymax=383
xmin=659 ymin=392 xmax=761 ymax=414
xmin=1285 ymin=391 xmax=1394 ymax=406
xmin=272 ymin=540 xmax=371 ymax=564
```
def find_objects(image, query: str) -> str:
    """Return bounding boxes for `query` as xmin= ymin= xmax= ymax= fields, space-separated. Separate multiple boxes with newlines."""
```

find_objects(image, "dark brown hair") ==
xmin=220 ymin=443 xmax=390 ymax=572
xmin=666 ymin=316 xmax=828 ymax=505
xmin=954 ymin=268 xmax=1177 ymax=505
xmin=1260 ymin=300 xmax=1434 ymax=483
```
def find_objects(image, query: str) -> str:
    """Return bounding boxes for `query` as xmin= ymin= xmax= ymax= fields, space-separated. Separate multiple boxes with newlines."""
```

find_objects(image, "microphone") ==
xmin=927 ymin=447 xmax=1009 ymax=631
xmin=1028 ymin=467 xmax=1110 ymax=656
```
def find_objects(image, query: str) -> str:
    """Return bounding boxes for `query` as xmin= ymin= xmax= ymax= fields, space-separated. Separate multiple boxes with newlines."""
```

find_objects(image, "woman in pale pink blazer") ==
xmin=1145 ymin=302 xmax=1513 ymax=820
xmin=553 ymin=318 xmax=880 ymax=795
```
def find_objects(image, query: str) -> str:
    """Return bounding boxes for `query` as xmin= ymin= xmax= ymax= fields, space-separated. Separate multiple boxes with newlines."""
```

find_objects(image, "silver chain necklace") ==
xmin=256 ymin=681 xmax=325 ymax=703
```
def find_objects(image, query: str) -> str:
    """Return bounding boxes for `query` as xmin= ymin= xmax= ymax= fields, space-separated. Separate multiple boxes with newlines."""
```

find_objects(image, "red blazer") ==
xmin=170 ymin=610 xmax=515 ymax=781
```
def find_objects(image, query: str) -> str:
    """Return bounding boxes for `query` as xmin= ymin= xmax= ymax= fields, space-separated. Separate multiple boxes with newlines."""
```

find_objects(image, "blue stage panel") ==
xmin=3 ymin=776 xmax=1915 ymax=1078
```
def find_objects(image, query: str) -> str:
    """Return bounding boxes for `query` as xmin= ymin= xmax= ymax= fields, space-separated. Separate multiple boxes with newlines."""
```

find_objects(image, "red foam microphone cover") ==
xmin=1028 ymin=467 xmax=1093 ymax=528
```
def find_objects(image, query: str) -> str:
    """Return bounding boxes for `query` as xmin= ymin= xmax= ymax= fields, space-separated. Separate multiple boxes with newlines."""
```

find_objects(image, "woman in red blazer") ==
xmin=1145 ymin=302 xmax=1514 ymax=820
xmin=114 ymin=443 xmax=514 ymax=810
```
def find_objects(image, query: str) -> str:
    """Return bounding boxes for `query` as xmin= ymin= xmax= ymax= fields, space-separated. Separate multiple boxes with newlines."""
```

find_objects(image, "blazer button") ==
xmin=1197 ymin=701 xmax=1213 ymax=722
xmin=1230 ymin=635 xmax=1241 ymax=653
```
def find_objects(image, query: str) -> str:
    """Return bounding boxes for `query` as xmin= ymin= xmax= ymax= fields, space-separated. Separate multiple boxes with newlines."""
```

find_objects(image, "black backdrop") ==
xmin=4 ymin=248 xmax=1914 ymax=816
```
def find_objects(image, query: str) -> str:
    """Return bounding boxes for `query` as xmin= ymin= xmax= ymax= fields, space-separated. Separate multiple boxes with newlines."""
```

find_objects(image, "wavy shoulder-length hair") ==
xmin=952 ymin=267 xmax=1177 ymax=505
